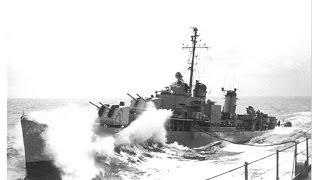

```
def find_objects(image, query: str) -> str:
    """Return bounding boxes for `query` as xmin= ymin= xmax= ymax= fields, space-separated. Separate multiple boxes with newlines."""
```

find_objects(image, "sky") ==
xmin=5 ymin=0 xmax=311 ymax=98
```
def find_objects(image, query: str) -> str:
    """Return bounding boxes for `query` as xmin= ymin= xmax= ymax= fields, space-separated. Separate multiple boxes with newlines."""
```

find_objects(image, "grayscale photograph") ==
xmin=4 ymin=0 xmax=313 ymax=179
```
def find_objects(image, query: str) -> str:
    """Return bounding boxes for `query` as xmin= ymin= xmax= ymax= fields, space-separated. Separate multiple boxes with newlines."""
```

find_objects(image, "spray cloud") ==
xmin=114 ymin=102 xmax=172 ymax=146
xmin=29 ymin=102 xmax=172 ymax=179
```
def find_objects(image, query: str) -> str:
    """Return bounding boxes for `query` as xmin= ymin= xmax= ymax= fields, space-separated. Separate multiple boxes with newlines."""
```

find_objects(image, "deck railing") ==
xmin=205 ymin=138 xmax=311 ymax=180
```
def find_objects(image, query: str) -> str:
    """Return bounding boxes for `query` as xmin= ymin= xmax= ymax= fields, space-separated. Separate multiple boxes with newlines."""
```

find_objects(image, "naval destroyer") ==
xmin=20 ymin=27 xmax=278 ymax=178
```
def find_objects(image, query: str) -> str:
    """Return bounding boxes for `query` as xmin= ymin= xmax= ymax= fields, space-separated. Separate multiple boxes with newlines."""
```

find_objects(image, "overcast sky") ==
xmin=6 ymin=0 xmax=311 ymax=98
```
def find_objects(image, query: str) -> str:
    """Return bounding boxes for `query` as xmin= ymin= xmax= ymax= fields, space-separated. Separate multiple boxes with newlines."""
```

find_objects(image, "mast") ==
xmin=188 ymin=27 xmax=198 ymax=94
xmin=183 ymin=27 xmax=209 ymax=95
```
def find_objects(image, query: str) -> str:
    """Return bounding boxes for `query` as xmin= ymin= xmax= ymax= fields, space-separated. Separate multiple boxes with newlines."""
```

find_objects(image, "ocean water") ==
xmin=7 ymin=96 xmax=311 ymax=180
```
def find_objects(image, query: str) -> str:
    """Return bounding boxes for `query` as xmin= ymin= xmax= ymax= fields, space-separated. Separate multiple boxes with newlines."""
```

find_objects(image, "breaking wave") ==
xmin=28 ymin=103 xmax=174 ymax=180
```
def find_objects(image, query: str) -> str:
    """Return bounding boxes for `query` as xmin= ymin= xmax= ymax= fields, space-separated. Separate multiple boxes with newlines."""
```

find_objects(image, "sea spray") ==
xmin=31 ymin=105 xmax=100 ymax=180
xmin=29 ymin=102 xmax=172 ymax=180
xmin=92 ymin=102 xmax=172 ymax=156
xmin=114 ymin=102 xmax=172 ymax=146
xmin=91 ymin=102 xmax=172 ymax=173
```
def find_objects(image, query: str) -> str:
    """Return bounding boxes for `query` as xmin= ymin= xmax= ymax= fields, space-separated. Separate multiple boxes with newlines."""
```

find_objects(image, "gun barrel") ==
xmin=127 ymin=93 xmax=137 ymax=101
xmin=99 ymin=102 xmax=110 ymax=109
xmin=89 ymin=101 xmax=100 ymax=109
xmin=136 ymin=94 xmax=146 ymax=101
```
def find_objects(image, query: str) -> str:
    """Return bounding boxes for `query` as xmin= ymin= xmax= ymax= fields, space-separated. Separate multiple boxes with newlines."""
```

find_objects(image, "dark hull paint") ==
xmin=25 ymin=161 xmax=61 ymax=180
xmin=166 ymin=130 xmax=267 ymax=147
xmin=21 ymin=119 xmax=51 ymax=163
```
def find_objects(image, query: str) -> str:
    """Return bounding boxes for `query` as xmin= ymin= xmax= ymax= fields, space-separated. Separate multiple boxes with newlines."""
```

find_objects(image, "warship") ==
xmin=20 ymin=27 xmax=278 ymax=178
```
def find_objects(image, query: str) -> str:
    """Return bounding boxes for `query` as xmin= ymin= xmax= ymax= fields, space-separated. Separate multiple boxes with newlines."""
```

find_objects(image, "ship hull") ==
xmin=21 ymin=119 xmax=51 ymax=163
xmin=166 ymin=130 xmax=266 ymax=147
xmin=93 ymin=125 xmax=268 ymax=147
xmin=21 ymin=119 xmax=269 ymax=179
xmin=21 ymin=119 xmax=61 ymax=179
xmin=21 ymin=119 xmax=268 ymax=164
xmin=25 ymin=160 xmax=61 ymax=180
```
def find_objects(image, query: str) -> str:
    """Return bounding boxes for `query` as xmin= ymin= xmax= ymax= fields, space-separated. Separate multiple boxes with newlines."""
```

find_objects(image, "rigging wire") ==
xmin=232 ymin=73 xmax=235 ymax=89
xmin=195 ymin=55 xmax=201 ymax=82
xmin=181 ymin=49 xmax=193 ymax=81
xmin=223 ymin=74 xmax=226 ymax=89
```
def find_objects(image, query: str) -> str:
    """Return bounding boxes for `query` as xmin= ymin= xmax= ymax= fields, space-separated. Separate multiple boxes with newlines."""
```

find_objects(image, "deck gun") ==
xmin=89 ymin=101 xmax=100 ymax=109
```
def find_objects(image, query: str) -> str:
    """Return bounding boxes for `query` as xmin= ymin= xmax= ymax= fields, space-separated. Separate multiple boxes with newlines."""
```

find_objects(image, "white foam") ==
xmin=115 ymin=103 xmax=172 ymax=146
xmin=39 ymin=105 xmax=100 ymax=180
xmin=29 ymin=102 xmax=171 ymax=180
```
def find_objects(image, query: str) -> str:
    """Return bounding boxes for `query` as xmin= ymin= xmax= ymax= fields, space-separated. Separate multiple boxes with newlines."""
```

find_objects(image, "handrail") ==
xmin=248 ymin=152 xmax=275 ymax=165
xmin=204 ymin=137 xmax=311 ymax=180
xmin=280 ymin=144 xmax=296 ymax=152
xmin=204 ymin=165 xmax=245 ymax=180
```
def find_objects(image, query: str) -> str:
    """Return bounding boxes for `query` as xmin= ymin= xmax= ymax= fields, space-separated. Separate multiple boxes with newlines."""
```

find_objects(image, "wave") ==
xmin=26 ymin=102 xmax=174 ymax=179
